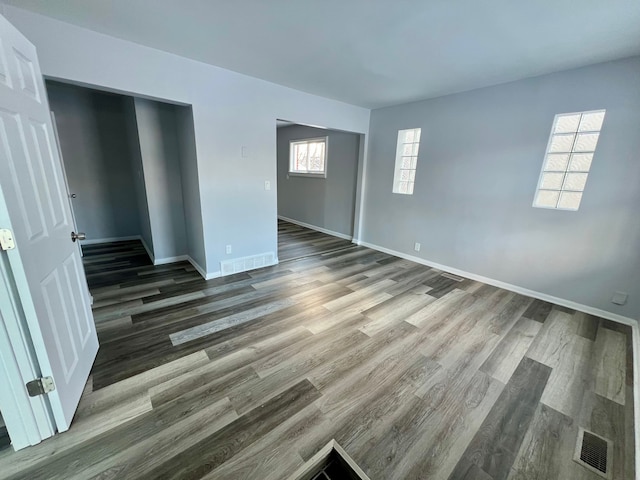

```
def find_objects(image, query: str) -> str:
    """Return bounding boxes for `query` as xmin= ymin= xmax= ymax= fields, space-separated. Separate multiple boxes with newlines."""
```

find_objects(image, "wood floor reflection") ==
xmin=0 ymin=221 xmax=634 ymax=479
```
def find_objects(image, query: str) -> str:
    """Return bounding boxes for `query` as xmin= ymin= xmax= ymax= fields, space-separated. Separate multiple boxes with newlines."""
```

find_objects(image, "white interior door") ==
xmin=0 ymin=14 xmax=98 ymax=432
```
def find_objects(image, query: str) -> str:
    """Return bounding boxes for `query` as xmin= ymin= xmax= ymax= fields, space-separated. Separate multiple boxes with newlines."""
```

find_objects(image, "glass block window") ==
xmin=533 ymin=110 xmax=605 ymax=210
xmin=393 ymin=128 xmax=421 ymax=194
xmin=289 ymin=137 xmax=327 ymax=177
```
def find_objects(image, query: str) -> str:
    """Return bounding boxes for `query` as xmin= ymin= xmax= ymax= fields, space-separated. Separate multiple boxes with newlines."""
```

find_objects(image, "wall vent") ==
xmin=573 ymin=428 xmax=612 ymax=479
xmin=220 ymin=252 xmax=275 ymax=276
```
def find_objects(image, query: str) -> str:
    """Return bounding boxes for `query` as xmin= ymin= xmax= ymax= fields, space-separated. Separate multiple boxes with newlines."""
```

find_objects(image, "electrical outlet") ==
xmin=265 ymin=180 xmax=271 ymax=190
xmin=241 ymin=146 xmax=248 ymax=158
xmin=611 ymin=291 xmax=628 ymax=305
xmin=225 ymin=245 xmax=232 ymax=255
xmin=414 ymin=242 xmax=421 ymax=252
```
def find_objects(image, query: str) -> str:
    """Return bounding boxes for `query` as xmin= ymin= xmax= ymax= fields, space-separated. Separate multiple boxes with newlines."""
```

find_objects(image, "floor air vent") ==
xmin=288 ymin=440 xmax=370 ymax=480
xmin=574 ymin=428 xmax=612 ymax=479
xmin=220 ymin=252 xmax=275 ymax=276
xmin=441 ymin=272 xmax=464 ymax=282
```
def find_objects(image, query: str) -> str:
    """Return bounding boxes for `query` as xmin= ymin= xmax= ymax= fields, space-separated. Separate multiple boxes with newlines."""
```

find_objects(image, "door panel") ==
xmin=0 ymin=14 xmax=98 ymax=433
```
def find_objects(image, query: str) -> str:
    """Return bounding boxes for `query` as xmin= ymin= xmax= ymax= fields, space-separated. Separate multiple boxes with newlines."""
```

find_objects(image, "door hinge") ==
xmin=26 ymin=376 xmax=55 ymax=397
xmin=0 ymin=229 xmax=15 ymax=251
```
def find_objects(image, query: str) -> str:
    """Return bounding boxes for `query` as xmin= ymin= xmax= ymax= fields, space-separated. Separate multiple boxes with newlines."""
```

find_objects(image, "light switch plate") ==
xmin=265 ymin=181 xmax=271 ymax=190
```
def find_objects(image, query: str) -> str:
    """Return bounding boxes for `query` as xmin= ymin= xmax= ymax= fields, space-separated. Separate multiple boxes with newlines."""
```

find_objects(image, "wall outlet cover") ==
xmin=225 ymin=245 xmax=232 ymax=254
xmin=414 ymin=242 xmax=421 ymax=252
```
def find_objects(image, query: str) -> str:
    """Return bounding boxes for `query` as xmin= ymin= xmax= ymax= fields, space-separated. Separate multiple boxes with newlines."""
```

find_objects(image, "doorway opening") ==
xmin=275 ymin=119 xmax=364 ymax=261
xmin=45 ymin=80 xmax=201 ymax=281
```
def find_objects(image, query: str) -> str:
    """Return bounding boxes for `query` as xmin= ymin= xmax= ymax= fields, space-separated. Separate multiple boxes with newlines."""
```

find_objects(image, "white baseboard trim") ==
xmin=358 ymin=239 xmax=640 ymax=475
xmin=186 ymin=256 xmax=220 ymax=280
xmin=154 ymin=255 xmax=188 ymax=266
xmin=80 ymin=235 xmax=140 ymax=245
xmin=358 ymin=240 xmax=636 ymax=325
xmin=138 ymin=237 xmax=154 ymax=263
xmin=278 ymin=215 xmax=353 ymax=241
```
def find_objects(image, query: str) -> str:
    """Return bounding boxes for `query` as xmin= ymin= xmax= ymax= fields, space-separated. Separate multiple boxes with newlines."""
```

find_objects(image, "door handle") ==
xmin=70 ymin=193 xmax=77 ymax=199
xmin=71 ymin=232 xmax=86 ymax=242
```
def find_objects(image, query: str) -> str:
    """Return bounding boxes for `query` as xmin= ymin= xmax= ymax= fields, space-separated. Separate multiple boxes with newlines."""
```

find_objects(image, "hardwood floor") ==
xmin=278 ymin=219 xmax=355 ymax=261
xmin=0 ymin=221 xmax=634 ymax=479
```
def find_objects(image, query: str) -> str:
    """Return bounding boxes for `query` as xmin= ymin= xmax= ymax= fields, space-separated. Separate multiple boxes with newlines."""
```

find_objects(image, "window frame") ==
xmin=532 ymin=109 xmax=605 ymax=211
xmin=288 ymin=136 xmax=328 ymax=178
xmin=392 ymin=128 xmax=421 ymax=195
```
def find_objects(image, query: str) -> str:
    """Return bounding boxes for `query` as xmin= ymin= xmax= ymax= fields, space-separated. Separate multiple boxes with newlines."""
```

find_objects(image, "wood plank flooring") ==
xmin=0 ymin=221 xmax=634 ymax=479
xmin=277 ymin=219 xmax=355 ymax=261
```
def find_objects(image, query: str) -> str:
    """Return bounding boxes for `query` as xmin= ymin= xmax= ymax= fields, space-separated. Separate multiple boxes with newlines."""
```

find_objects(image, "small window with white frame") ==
xmin=533 ymin=110 xmax=605 ymax=210
xmin=289 ymin=137 xmax=327 ymax=177
xmin=393 ymin=128 xmax=421 ymax=194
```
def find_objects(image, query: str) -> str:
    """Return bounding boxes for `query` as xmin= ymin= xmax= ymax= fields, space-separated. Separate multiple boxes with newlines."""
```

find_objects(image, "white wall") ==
xmin=3 ymin=6 xmax=371 ymax=277
xmin=134 ymin=98 xmax=188 ymax=262
xmin=364 ymin=57 xmax=640 ymax=320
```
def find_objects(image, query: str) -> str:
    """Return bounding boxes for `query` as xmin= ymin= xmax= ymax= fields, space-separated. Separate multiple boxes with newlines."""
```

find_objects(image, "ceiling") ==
xmin=5 ymin=0 xmax=640 ymax=109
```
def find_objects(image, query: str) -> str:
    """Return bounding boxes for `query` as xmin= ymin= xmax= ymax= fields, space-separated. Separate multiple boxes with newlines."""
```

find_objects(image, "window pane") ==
xmin=403 ymin=130 xmax=415 ymax=143
xmin=406 ymin=181 xmax=415 ymax=194
xmin=574 ymin=133 xmax=599 ymax=152
xmin=402 ymin=143 xmax=419 ymax=156
xmin=544 ymin=154 xmax=569 ymax=171
xmin=414 ymin=129 xmax=421 ymax=142
xmin=554 ymin=114 xmax=581 ymax=133
xmin=294 ymin=144 xmax=308 ymax=170
xmin=398 ymin=181 xmax=409 ymax=194
xmin=548 ymin=134 xmax=575 ymax=153
xmin=534 ymin=190 xmax=560 ymax=208
xmin=558 ymin=191 xmax=583 ymax=210
xmin=409 ymin=170 xmax=416 ymax=181
xmin=401 ymin=156 xmax=413 ymax=169
xmin=308 ymin=142 xmax=324 ymax=171
xmin=540 ymin=172 xmax=565 ymax=190
xmin=399 ymin=169 xmax=412 ymax=181
xmin=309 ymin=158 xmax=323 ymax=171
xmin=579 ymin=111 xmax=605 ymax=132
xmin=308 ymin=142 xmax=319 ymax=157
xmin=568 ymin=153 xmax=593 ymax=172
xmin=563 ymin=172 xmax=588 ymax=191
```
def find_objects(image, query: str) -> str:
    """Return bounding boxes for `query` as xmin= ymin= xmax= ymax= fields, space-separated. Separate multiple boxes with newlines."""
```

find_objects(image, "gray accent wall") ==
xmin=134 ymin=98 xmax=188 ymax=261
xmin=277 ymin=125 xmax=360 ymax=237
xmin=123 ymin=97 xmax=154 ymax=258
xmin=175 ymin=106 xmax=207 ymax=270
xmin=46 ymin=81 xmax=143 ymax=241
xmin=363 ymin=56 xmax=640 ymax=319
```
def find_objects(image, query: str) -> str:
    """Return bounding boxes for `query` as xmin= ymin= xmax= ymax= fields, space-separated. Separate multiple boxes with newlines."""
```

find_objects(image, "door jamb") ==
xmin=0 ymin=183 xmax=56 ymax=451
